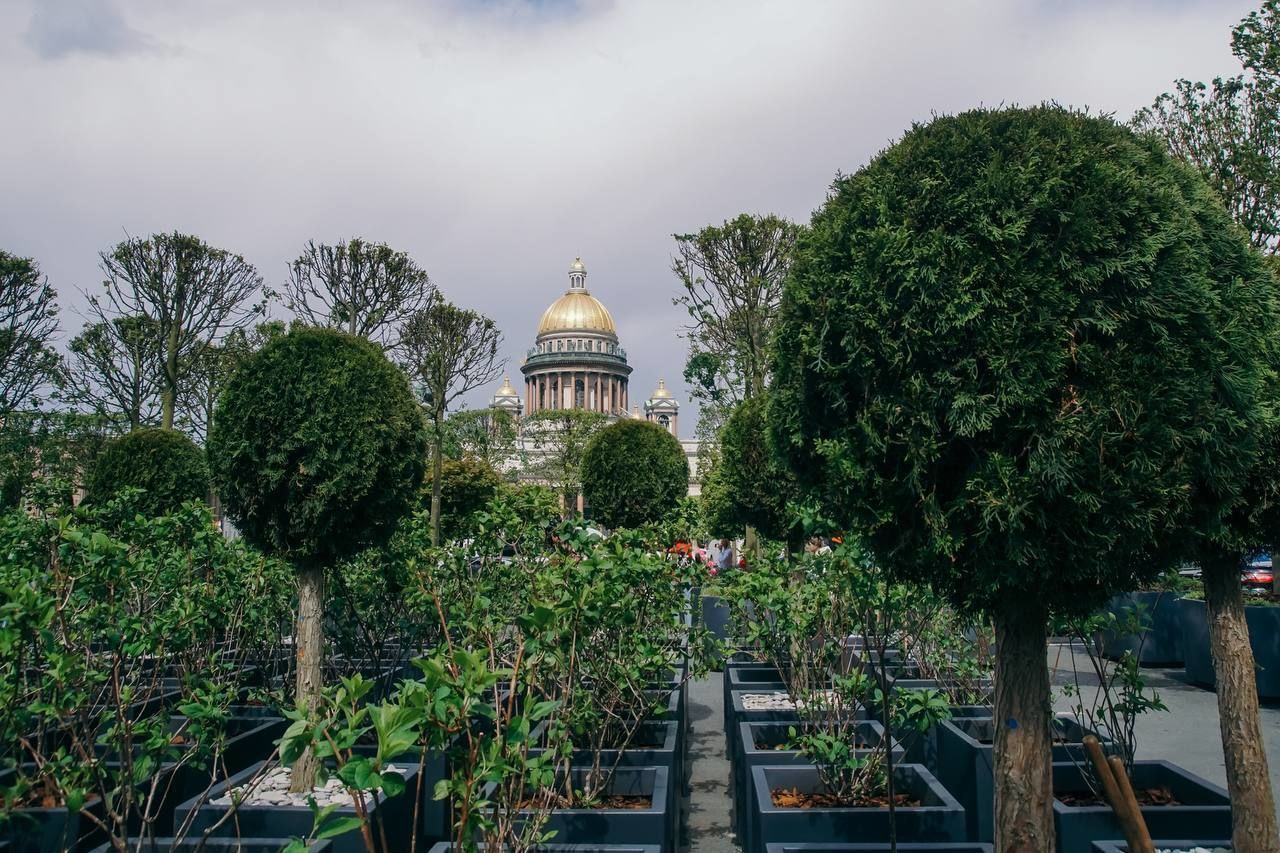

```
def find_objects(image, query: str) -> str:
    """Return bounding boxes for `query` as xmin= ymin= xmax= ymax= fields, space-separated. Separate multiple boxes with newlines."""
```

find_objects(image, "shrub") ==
xmin=85 ymin=427 xmax=208 ymax=517
xmin=581 ymin=419 xmax=687 ymax=529
xmin=715 ymin=394 xmax=797 ymax=542
xmin=423 ymin=455 xmax=501 ymax=541
xmin=770 ymin=106 xmax=1278 ymax=846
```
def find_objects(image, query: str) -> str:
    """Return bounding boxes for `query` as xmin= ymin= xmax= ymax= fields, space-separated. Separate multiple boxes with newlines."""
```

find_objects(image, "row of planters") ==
xmin=1101 ymin=586 xmax=1280 ymax=701
xmin=712 ymin=545 xmax=1237 ymax=853
xmin=0 ymin=477 xmax=708 ymax=851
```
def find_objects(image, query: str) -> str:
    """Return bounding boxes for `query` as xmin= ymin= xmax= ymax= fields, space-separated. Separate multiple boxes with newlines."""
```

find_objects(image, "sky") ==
xmin=0 ymin=0 xmax=1260 ymax=436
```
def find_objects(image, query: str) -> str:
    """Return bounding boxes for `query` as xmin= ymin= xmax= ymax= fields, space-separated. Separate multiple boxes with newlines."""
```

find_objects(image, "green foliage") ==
xmin=422 ymin=456 xmax=502 ymax=541
xmin=0 ymin=411 xmax=110 ymax=510
xmin=671 ymin=213 xmax=801 ymax=401
xmin=441 ymin=408 xmax=519 ymax=474
xmin=714 ymin=394 xmax=797 ymax=542
xmin=771 ymin=106 xmax=1280 ymax=615
xmin=581 ymin=419 xmax=688 ymax=529
xmin=523 ymin=408 xmax=608 ymax=509
xmin=85 ymin=427 xmax=209 ymax=517
xmin=0 ymin=250 xmax=61 ymax=414
xmin=208 ymin=326 xmax=428 ymax=567
xmin=0 ymin=496 xmax=292 ymax=844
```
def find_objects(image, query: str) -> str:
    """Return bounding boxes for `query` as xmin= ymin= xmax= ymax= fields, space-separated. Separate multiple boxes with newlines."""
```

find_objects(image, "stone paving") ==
xmin=685 ymin=671 xmax=739 ymax=853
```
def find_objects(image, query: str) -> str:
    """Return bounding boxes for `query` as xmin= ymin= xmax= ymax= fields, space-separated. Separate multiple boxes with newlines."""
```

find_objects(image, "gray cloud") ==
xmin=24 ymin=0 xmax=154 ymax=60
xmin=0 ymin=0 xmax=1261 ymax=436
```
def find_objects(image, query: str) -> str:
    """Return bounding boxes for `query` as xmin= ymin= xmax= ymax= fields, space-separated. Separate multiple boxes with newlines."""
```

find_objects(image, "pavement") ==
xmin=685 ymin=671 xmax=739 ymax=853
xmin=1048 ymin=641 xmax=1280 ymax=823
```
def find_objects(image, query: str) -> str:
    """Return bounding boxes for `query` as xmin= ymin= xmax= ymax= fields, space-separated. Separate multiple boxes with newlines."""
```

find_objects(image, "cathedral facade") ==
xmin=488 ymin=258 xmax=699 ymax=495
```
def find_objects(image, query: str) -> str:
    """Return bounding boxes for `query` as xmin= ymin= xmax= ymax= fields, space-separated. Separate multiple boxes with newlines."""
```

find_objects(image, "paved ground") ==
xmin=1048 ymin=641 xmax=1280 ymax=822
xmin=685 ymin=671 xmax=739 ymax=853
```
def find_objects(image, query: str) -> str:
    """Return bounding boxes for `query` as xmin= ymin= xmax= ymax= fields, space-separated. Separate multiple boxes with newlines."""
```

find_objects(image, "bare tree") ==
xmin=522 ymin=408 xmax=608 ymax=512
xmin=63 ymin=316 xmax=164 ymax=432
xmin=671 ymin=213 xmax=800 ymax=403
xmin=0 ymin=251 xmax=60 ymax=414
xmin=285 ymin=238 xmax=435 ymax=350
xmin=92 ymin=232 xmax=266 ymax=430
xmin=400 ymin=301 xmax=504 ymax=546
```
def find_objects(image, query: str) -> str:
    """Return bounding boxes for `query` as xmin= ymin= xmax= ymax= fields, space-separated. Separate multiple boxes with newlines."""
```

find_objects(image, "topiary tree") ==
xmin=770 ymin=106 xmax=1279 ymax=852
xmin=715 ymin=394 xmax=798 ymax=547
xmin=85 ymin=427 xmax=209 ymax=517
xmin=423 ymin=455 xmax=501 ymax=541
xmin=581 ymin=419 xmax=688 ymax=530
xmin=208 ymin=327 xmax=427 ymax=791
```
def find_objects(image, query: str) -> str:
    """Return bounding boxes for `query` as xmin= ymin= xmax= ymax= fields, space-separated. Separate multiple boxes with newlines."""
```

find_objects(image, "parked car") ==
xmin=1177 ymin=552 xmax=1274 ymax=595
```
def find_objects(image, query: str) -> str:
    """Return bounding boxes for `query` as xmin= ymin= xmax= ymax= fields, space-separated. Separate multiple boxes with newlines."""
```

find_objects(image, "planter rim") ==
xmin=738 ymin=719 xmax=893 ymax=760
xmin=1051 ymin=759 xmax=1229 ymax=813
xmin=751 ymin=762 xmax=963 ymax=814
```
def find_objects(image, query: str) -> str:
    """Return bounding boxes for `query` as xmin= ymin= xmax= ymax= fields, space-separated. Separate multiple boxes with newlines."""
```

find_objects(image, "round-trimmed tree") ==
xmin=86 ymin=427 xmax=209 ymax=517
xmin=581 ymin=419 xmax=688 ymax=529
xmin=424 ymin=455 xmax=501 ymax=541
xmin=770 ymin=106 xmax=1278 ymax=850
xmin=208 ymin=327 xmax=427 ymax=790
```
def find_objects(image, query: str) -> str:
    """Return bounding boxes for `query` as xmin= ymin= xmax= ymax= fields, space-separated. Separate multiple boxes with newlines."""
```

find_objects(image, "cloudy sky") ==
xmin=0 ymin=0 xmax=1258 ymax=435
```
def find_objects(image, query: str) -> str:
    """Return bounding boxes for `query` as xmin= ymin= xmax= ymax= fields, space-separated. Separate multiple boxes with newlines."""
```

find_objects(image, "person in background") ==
xmin=717 ymin=538 xmax=734 ymax=572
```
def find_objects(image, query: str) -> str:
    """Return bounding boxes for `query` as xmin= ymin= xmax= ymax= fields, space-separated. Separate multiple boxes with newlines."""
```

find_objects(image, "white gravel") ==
xmin=1155 ymin=848 xmax=1229 ymax=853
xmin=211 ymin=764 xmax=403 ymax=809
xmin=740 ymin=691 xmax=848 ymax=710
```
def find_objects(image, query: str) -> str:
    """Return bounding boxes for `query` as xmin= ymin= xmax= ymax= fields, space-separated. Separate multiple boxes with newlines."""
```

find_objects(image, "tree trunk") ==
xmin=429 ymin=412 xmax=444 ymax=547
xmin=290 ymin=564 xmax=325 ymax=793
xmin=1202 ymin=548 xmax=1279 ymax=853
xmin=993 ymin=602 xmax=1054 ymax=853
xmin=161 ymin=323 xmax=180 ymax=430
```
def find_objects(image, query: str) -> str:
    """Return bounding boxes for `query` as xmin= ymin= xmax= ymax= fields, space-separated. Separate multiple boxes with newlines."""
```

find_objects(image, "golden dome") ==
xmin=495 ymin=375 xmax=518 ymax=397
xmin=570 ymin=257 xmax=586 ymax=273
xmin=538 ymin=291 xmax=617 ymax=336
xmin=651 ymin=379 xmax=672 ymax=399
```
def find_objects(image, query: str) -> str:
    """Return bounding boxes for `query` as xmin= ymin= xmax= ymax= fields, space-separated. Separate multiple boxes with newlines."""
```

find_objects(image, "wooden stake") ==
xmin=1081 ymin=736 xmax=1146 ymax=853
xmin=1107 ymin=754 xmax=1155 ymax=853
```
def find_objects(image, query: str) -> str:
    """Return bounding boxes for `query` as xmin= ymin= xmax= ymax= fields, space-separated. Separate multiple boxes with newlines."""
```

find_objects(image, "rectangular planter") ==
xmin=701 ymin=592 xmax=733 ymax=667
xmin=749 ymin=764 xmax=965 ymax=853
xmin=520 ymin=766 xmax=672 ymax=852
xmin=90 ymin=840 xmax=332 ymax=852
xmin=173 ymin=760 xmax=420 ymax=853
xmin=935 ymin=716 xmax=1108 ymax=843
xmin=427 ymin=845 xmax=660 ymax=853
xmin=725 ymin=666 xmax=788 ymax=720
xmin=1091 ymin=843 xmax=1230 ymax=852
xmin=1179 ymin=596 xmax=1280 ymax=698
xmin=1102 ymin=591 xmax=1184 ymax=666
xmin=530 ymin=720 xmax=682 ymax=817
xmin=0 ymin=801 xmax=103 ymax=853
xmin=762 ymin=840 xmax=993 ymax=845
xmin=1052 ymin=760 xmax=1230 ymax=853
xmin=735 ymin=721 xmax=900 ymax=844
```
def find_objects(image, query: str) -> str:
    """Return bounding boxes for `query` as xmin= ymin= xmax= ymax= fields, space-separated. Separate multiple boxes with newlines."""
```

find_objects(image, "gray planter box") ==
xmin=1102 ymin=591 xmax=1184 ymax=666
xmin=748 ymin=764 xmax=965 ymax=853
xmin=529 ymin=766 xmax=672 ymax=852
xmin=936 ymin=716 xmax=1108 ymax=843
xmin=1053 ymin=761 xmax=1230 ymax=853
xmin=90 ymin=841 xmax=332 ymax=853
xmin=734 ymin=721 xmax=900 ymax=844
xmin=1179 ymin=596 xmax=1280 ymax=699
xmin=1091 ymin=842 xmax=1229 ymax=852
xmin=173 ymin=760 xmax=420 ymax=853
xmin=724 ymin=665 xmax=788 ymax=722
xmin=762 ymin=840 xmax=993 ymax=845
xmin=428 ymin=845 xmax=660 ymax=853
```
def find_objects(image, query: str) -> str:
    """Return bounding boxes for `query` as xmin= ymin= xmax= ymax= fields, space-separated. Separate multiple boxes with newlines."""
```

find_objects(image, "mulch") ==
xmin=1056 ymin=786 xmax=1180 ymax=807
xmin=770 ymin=787 xmax=921 ymax=809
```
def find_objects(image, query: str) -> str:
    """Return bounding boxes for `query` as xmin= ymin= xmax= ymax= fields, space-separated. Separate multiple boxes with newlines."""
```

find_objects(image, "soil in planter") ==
xmin=1055 ymin=785 xmax=1180 ymax=807
xmin=754 ymin=737 xmax=874 ymax=751
xmin=770 ymin=787 xmax=921 ymax=809
xmin=516 ymin=794 xmax=653 ymax=810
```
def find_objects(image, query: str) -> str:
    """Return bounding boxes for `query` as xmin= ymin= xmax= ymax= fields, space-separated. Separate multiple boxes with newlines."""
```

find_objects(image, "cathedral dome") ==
xmin=536 ymin=258 xmax=617 ymax=337
xmin=538 ymin=291 xmax=617 ymax=336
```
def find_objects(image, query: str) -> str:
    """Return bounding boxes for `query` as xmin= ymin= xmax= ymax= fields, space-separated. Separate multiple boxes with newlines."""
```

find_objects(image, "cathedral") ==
xmin=488 ymin=258 xmax=699 ymax=495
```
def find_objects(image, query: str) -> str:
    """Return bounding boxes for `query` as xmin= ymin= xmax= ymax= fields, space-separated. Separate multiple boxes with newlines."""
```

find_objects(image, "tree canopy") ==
xmin=85 ymin=427 xmax=209 ymax=518
xmin=771 ymin=105 xmax=1278 ymax=615
xmin=581 ymin=419 xmax=688 ymax=529
xmin=208 ymin=326 xmax=428 ymax=567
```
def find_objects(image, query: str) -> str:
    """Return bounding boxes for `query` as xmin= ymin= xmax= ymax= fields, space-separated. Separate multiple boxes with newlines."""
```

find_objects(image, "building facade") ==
xmin=488 ymin=258 xmax=701 ymax=495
